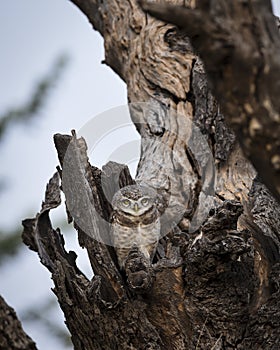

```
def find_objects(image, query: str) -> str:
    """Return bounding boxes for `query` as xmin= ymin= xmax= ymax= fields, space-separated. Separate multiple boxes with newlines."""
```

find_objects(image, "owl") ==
xmin=110 ymin=184 xmax=160 ymax=269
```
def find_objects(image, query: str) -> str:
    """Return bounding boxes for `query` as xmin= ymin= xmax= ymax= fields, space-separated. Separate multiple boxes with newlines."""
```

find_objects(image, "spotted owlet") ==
xmin=110 ymin=184 xmax=160 ymax=270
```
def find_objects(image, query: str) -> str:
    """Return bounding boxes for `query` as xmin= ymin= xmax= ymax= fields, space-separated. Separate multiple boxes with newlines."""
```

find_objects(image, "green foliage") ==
xmin=0 ymin=54 xmax=69 ymax=142
xmin=0 ymin=53 xmax=71 ymax=348
xmin=22 ymin=298 xmax=71 ymax=347
xmin=0 ymin=54 xmax=70 ymax=263
xmin=0 ymin=229 xmax=22 ymax=263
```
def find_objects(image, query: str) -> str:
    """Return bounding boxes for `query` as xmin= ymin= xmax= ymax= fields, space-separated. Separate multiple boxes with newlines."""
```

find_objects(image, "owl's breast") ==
xmin=111 ymin=207 xmax=159 ymax=227
xmin=111 ymin=214 xmax=160 ymax=249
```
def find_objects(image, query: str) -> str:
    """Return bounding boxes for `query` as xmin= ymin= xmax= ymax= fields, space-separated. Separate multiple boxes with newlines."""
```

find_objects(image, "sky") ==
xmin=0 ymin=1 xmax=279 ymax=349
xmin=0 ymin=1 xmax=130 ymax=349
xmin=273 ymin=1 xmax=280 ymax=14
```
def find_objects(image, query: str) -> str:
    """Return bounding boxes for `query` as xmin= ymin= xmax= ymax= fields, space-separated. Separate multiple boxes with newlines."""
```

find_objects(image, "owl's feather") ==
xmin=110 ymin=185 xmax=160 ymax=269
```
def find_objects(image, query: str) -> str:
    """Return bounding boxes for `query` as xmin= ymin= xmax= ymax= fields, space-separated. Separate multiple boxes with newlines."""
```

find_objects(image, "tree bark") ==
xmin=20 ymin=0 xmax=280 ymax=349
xmin=140 ymin=0 xmax=280 ymax=203
xmin=0 ymin=296 xmax=37 ymax=350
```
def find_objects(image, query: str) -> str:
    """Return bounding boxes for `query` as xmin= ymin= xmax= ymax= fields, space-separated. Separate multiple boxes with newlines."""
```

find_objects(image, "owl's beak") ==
xmin=133 ymin=203 xmax=139 ymax=212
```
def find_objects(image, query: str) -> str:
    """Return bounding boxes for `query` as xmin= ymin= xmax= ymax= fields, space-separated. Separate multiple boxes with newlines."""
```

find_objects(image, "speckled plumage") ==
xmin=110 ymin=184 xmax=160 ymax=269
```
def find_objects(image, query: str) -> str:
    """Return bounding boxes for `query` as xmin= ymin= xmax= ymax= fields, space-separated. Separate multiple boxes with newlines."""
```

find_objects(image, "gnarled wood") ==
xmin=20 ymin=0 xmax=280 ymax=349
xmin=140 ymin=0 xmax=280 ymax=203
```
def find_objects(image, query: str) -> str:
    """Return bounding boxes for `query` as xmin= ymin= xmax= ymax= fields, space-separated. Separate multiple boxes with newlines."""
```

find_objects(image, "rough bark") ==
xmin=0 ymin=296 xmax=37 ymax=350
xmin=140 ymin=0 xmax=280 ymax=203
xmin=19 ymin=0 xmax=280 ymax=349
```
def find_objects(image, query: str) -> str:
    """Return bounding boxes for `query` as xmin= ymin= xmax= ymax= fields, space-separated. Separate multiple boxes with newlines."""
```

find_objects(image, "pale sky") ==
xmin=0 ymin=1 xmax=129 ymax=349
xmin=273 ymin=0 xmax=280 ymax=14
xmin=0 ymin=1 xmax=279 ymax=349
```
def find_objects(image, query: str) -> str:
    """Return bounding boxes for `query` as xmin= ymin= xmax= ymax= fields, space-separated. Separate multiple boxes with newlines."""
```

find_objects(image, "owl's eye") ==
xmin=141 ymin=198 xmax=149 ymax=206
xmin=121 ymin=199 xmax=130 ymax=207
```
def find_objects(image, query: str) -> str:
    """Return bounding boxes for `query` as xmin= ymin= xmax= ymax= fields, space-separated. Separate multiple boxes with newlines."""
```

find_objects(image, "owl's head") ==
xmin=111 ymin=184 xmax=157 ymax=216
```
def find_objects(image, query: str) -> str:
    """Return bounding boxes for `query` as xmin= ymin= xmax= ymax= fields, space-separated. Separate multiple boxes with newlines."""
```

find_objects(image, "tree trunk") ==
xmin=140 ymin=0 xmax=280 ymax=203
xmin=19 ymin=0 xmax=280 ymax=349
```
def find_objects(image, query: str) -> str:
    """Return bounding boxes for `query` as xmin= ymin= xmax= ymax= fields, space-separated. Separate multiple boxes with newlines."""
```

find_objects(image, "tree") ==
xmin=1 ymin=0 xmax=280 ymax=349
